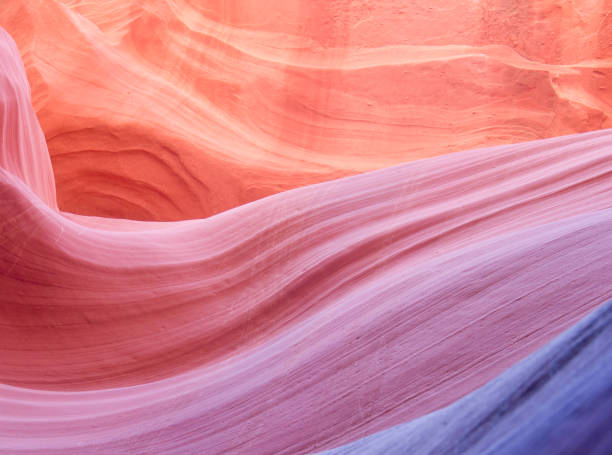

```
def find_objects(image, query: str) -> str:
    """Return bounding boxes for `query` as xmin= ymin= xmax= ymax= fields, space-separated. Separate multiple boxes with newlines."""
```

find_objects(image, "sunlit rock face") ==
xmin=0 ymin=0 xmax=610 ymax=220
xmin=1 ymin=23 xmax=612 ymax=453
xmin=1 ymin=3 xmax=611 ymax=455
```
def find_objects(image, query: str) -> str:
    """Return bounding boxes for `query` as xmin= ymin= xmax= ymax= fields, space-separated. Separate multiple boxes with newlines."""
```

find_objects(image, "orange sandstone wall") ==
xmin=1 ymin=0 xmax=610 ymax=220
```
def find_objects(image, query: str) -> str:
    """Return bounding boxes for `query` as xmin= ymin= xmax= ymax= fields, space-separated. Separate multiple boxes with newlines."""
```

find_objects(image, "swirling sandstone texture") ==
xmin=1 ymin=24 xmax=612 ymax=454
xmin=0 ymin=0 xmax=611 ymax=220
xmin=320 ymin=299 xmax=612 ymax=455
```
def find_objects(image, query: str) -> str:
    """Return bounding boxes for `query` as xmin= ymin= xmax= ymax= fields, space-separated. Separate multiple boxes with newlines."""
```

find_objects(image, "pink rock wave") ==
xmin=1 ymin=24 xmax=612 ymax=454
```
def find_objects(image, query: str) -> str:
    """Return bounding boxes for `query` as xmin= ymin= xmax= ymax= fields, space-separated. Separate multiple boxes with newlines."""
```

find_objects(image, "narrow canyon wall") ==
xmin=1 ymin=0 xmax=610 ymax=220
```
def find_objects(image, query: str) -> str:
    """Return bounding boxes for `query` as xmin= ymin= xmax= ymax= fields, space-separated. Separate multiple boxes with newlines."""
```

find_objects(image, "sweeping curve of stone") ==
xmin=1 ymin=4 xmax=612 ymax=455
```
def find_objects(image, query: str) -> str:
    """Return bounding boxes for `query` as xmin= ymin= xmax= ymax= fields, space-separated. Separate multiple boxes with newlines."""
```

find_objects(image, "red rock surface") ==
xmin=1 ymin=3 xmax=612 ymax=454
xmin=1 ymin=23 xmax=612 ymax=453
xmin=1 ymin=0 xmax=610 ymax=220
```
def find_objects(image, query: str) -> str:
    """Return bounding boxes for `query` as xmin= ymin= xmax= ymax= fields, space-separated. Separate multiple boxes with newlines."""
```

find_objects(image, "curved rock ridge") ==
xmin=1 ymin=25 xmax=612 ymax=454
xmin=1 ymin=169 xmax=611 ymax=455
xmin=0 ymin=27 xmax=55 ymax=207
xmin=1 ymin=0 xmax=611 ymax=219
xmin=320 ymin=298 xmax=612 ymax=455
